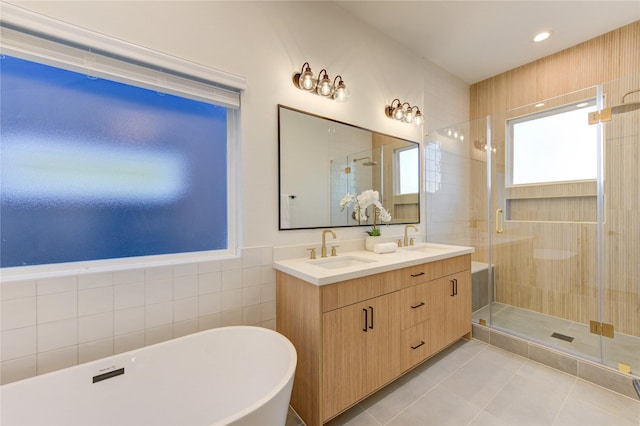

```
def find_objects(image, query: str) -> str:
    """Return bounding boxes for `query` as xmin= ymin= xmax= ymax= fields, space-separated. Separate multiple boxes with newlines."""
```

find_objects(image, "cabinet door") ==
xmin=447 ymin=271 xmax=471 ymax=341
xmin=322 ymin=294 xmax=401 ymax=421
xmin=429 ymin=271 xmax=472 ymax=354
xmin=366 ymin=294 xmax=401 ymax=392
xmin=322 ymin=301 xmax=369 ymax=420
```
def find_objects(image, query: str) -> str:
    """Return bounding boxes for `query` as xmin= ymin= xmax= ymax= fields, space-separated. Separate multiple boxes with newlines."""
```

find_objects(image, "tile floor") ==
xmin=472 ymin=302 xmax=640 ymax=374
xmin=286 ymin=339 xmax=640 ymax=426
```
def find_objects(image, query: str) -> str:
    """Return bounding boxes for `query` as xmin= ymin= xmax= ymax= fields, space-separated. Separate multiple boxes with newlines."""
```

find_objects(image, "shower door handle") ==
xmin=496 ymin=209 xmax=504 ymax=234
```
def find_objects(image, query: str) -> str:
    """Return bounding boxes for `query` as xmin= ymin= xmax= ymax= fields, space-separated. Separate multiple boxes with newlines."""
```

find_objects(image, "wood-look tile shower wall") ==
xmin=469 ymin=21 xmax=639 ymax=337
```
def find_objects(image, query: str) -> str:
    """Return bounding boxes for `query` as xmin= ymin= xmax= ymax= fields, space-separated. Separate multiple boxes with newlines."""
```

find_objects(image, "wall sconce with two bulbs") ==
xmin=385 ymin=99 xmax=424 ymax=126
xmin=474 ymin=137 xmax=497 ymax=153
xmin=292 ymin=62 xmax=350 ymax=102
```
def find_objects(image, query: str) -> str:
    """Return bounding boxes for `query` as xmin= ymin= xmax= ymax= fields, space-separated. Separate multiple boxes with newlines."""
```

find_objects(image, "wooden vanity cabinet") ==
xmin=322 ymin=293 xmax=401 ymax=418
xmin=276 ymin=254 xmax=471 ymax=426
xmin=429 ymin=271 xmax=472 ymax=354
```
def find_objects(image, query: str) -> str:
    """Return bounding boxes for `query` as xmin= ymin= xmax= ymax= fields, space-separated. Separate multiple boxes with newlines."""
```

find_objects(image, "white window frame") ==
xmin=506 ymin=99 xmax=598 ymax=187
xmin=394 ymin=144 xmax=420 ymax=195
xmin=0 ymin=3 xmax=246 ymax=279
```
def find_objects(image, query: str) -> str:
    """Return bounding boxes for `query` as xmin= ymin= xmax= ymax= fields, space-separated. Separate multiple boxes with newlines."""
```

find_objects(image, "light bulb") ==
xmin=316 ymin=74 xmax=333 ymax=97
xmin=414 ymin=111 xmax=424 ymax=126
xmin=298 ymin=70 xmax=316 ymax=91
xmin=393 ymin=106 xmax=405 ymax=120
xmin=404 ymin=109 xmax=415 ymax=123
xmin=333 ymin=84 xmax=349 ymax=102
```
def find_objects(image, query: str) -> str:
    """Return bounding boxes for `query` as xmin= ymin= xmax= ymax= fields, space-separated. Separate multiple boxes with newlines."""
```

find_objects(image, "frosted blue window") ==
xmin=1 ymin=55 xmax=228 ymax=267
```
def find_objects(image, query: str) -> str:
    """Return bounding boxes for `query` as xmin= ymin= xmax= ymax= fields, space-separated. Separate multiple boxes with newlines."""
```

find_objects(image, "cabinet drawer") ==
xmin=322 ymin=272 xmax=393 ymax=312
xmin=441 ymin=254 xmax=471 ymax=276
xmin=399 ymin=283 xmax=429 ymax=330
xmin=392 ymin=255 xmax=471 ymax=289
xmin=392 ymin=262 xmax=441 ymax=287
xmin=400 ymin=322 xmax=430 ymax=371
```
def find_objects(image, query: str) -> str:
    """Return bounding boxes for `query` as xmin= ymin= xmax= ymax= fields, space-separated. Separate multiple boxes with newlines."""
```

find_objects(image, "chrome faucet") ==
xmin=403 ymin=224 xmax=418 ymax=246
xmin=321 ymin=229 xmax=336 ymax=258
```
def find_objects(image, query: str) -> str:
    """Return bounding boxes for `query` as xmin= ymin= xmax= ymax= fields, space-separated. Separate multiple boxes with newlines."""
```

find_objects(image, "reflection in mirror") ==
xmin=278 ymin=105 xmax=420 ymax=230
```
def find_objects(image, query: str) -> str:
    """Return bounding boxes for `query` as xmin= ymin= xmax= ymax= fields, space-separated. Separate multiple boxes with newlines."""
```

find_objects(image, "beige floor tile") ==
xmin=388 ymin=385 xmax=480 ymax=426
xmin=359 ymin=370 xmax=433 ymax=425
xmin=437 ymin=345 xmax=525 ymax=409
xmin=553 ymin=395 xmax=636 ymax=426
xmin=286 ymin=407 xmax=304 ymax=426
xmin=566 ymin=379 xmax=640 ymax=425
xmin=325 ymin=405 xmax=380 ymax=426
xmin=469 ymin=409 xmax=512 ymax=426
xmin=482 ymin=367 xmax=575 ymax=425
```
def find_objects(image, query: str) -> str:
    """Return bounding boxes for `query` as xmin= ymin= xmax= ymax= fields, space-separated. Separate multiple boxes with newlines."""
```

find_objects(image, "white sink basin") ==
xmin=307 ymin=256 xmax=377 ymax=270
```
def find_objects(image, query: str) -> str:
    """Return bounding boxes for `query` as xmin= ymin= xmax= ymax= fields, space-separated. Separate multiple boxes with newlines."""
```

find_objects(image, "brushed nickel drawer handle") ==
xmin=410 ymin=302 xmax=425 ymax=309
xmin=410 ymin=272 xmax=425 ymax=277
xmin=411 ymin=341 xmax=425 ymax=350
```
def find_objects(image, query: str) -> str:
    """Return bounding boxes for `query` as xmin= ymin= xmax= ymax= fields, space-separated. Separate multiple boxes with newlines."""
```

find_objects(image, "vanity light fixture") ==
xmin=474 ymin=137 xmax=497 ymax=153
xmin=292 ymin=62 xmax=350 ymax=102
xmin=385 ymin=99 xmax=424 ymax=126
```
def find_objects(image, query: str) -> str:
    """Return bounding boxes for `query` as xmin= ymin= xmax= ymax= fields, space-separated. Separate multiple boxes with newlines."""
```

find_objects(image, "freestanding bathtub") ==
xmin=0 ymin=326 xmax=297 ymax=426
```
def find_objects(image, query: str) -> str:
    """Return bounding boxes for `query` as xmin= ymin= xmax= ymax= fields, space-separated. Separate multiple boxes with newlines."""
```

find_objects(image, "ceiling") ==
xmin=335 ymin=1 xmax=640 ymax=84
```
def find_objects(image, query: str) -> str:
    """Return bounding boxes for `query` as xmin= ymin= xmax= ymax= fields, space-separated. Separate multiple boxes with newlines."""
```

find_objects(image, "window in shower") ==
xmin=507 ymin=99 xmax=598 ymax=186
xmin=0 ymin=24 xmax=241 ymax=268
xmin=395 ymin=145 xmax=419 ymax=194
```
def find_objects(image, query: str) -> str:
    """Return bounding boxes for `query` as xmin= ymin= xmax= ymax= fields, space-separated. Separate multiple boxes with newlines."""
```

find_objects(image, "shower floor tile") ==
xmin=472 ymin=302 xmax=640 ymax=374
xmin=286 ymin=339 xmax=640 ymax=426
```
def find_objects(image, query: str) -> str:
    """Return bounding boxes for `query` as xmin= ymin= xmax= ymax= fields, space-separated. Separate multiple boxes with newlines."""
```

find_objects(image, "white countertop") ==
xmin=272 ymin=243 xmax=474 ymax=285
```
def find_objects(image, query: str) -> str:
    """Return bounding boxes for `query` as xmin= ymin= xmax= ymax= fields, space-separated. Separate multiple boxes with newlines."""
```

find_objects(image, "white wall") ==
xmin=0 ymin=1 xmax=469 ymax=383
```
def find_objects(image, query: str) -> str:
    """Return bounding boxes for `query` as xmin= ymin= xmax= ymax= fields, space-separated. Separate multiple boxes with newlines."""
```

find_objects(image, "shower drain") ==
xmin=550 ymin=332 xmax=575 ymax=343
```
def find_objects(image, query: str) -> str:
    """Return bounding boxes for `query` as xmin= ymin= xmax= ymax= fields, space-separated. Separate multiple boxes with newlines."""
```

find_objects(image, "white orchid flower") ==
xmin=340 ymin=193 xmax=355 ymax=211
xmin=341 ymin=189 xmax=391 ymax=225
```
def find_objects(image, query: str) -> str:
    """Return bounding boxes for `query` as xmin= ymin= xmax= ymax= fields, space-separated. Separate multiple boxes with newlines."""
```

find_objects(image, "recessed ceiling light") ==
xmin=576 ymin=102 xmax=589 ymax=108
xmin=535 ymin=102 xmax=545 ymax=108
xmin=533 ymin=31 xmax=551 ymax=42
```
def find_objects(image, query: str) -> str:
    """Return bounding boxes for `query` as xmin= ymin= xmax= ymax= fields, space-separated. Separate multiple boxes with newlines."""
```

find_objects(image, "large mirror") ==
xmin=278 ymin=105 xmax=420 ymax=230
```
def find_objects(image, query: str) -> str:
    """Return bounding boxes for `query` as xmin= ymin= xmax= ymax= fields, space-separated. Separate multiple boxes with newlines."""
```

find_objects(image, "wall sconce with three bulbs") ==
xmin=292 ymin=62 xmax=350 ymax=102
xmin=385 ymin=99 xmax=424 ymax=126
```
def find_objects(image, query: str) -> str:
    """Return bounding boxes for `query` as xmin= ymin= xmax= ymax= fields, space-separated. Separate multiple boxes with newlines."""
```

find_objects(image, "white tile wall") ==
xmin=1 ymin=297 xmax=36 ymax=330
xmin=37 ymin=319 xmax=78 ymax=352
xmin=0 ymin=246 xmax=278 ymax=385
xmin=1 ymin=327 xmax=37 ymax=360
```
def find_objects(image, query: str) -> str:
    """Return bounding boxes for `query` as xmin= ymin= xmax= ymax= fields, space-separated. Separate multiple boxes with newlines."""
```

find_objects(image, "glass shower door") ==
xmin=487 ymin=88 xmax=603 ymax=363
xmin=598 ymin=74 xmax=640 ymax=374
xmin=425 ymin=81 xmax=639 ymax=376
